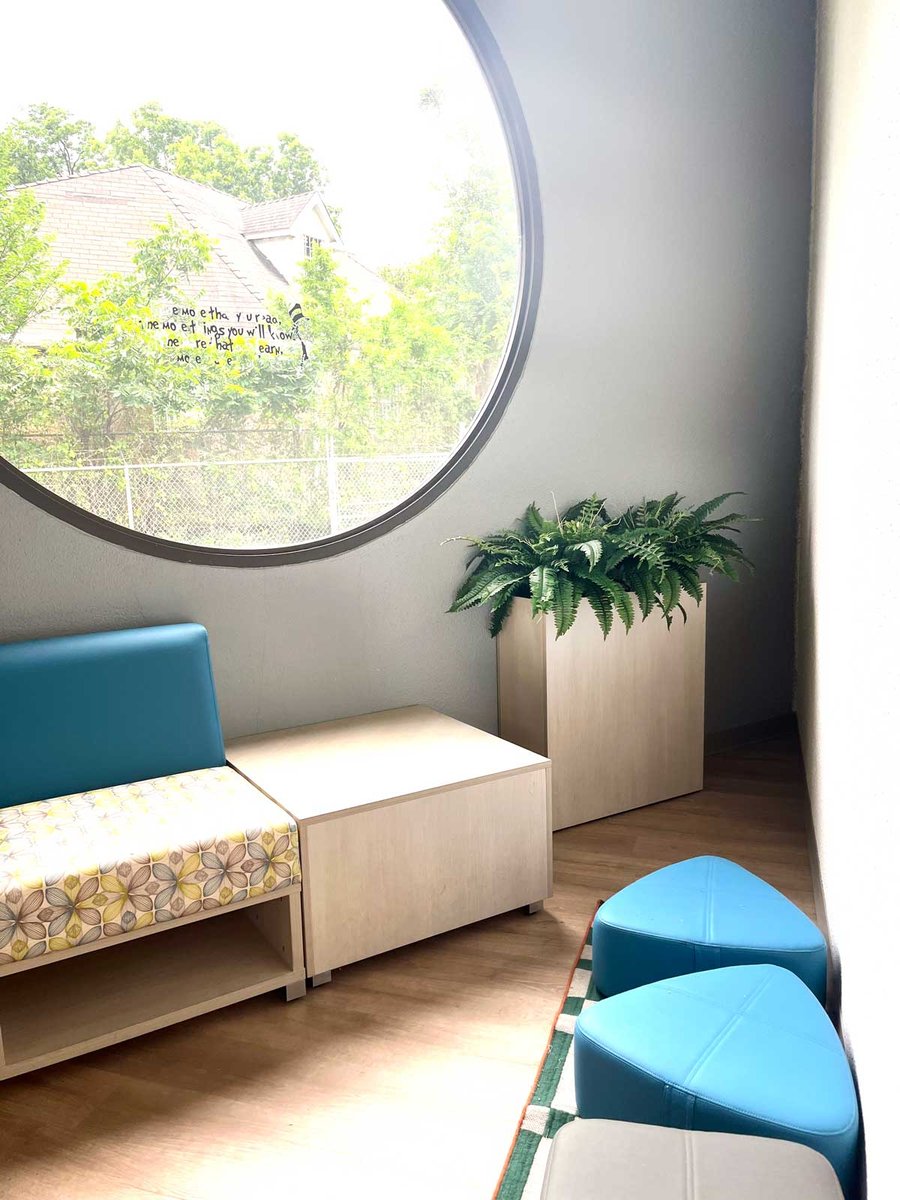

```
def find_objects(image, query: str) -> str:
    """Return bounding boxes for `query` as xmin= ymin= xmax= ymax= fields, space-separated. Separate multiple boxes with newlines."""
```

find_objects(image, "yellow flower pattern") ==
xmin=0 ymin=766 xmax=300 ymax=964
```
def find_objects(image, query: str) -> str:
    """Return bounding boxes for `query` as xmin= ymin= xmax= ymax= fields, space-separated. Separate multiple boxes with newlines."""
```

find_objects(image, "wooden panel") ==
xmin=228 ymin=706 xmax=548 ymax=823
xmin=302 ymin=770 xmax=551 ymax=975
xmin=0 ymin=904 xmax=298 ymax=1080
xmin=496 ymin=597 xmax=548 ymax=755
xmin=544 ymin=592 xmax=706 ymax=828
xmin=245 ymin=888 xmax=305 ymax=982
xmin=0 ymin=885 xmax=302 ymax=981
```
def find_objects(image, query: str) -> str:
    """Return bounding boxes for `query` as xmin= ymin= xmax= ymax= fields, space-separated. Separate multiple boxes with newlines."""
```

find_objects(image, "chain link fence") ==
xmin=25 ymin=452 xmax=449 ymax=547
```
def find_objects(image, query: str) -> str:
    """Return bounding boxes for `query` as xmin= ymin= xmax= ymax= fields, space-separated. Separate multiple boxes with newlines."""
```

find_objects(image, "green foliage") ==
xmin=2 ymin=102 xmax=324 ymax=203
xmin=108 ymin=103 xmax=324 ymax=203
xmin=290 ymin=244 xmax=369 ymax=448
xmin=448 ymin=493 xmax=753 ymax=638
xmin=103 ymin=104 xmax=200 ymax=173
xmin=41 ymin=218 xmax=216 ymax=444
xmin=0 ymin=102 xmax=518 ymax=473
xmin=0 ymin=159 xmax=61 ymax=342
xmin=2 ymin=104 xmax=103 ymax=184
xmin=257 ymin=133 xmax=324 ymax=203
xmin=293 ymin=243 xmax=467 ymax=454
xmin=0 ymin=159 xmax=64 ymax=444
xmin=295 ymin=161 xmax=515 ymax=455
xmin=388 ymin=163 xmax=518 ymax=396
xmin=2 ymin=219 xmax=312 ymax=455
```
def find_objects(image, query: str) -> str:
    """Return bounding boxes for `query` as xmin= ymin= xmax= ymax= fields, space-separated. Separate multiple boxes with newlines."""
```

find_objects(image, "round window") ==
xmin=0 ymin=0 xmax=539 ymax=564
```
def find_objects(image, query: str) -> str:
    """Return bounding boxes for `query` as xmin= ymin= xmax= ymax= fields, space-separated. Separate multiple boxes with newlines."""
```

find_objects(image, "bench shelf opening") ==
xmin=0 ymin=900 xmax=298 ymax=1079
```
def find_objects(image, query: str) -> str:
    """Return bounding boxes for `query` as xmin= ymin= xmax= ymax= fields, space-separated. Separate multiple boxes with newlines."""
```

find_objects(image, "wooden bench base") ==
xmin=0 ymin=889 xmax=304 ymax=1080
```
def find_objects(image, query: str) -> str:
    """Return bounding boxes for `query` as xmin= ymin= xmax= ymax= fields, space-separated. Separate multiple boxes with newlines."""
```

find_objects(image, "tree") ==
xmin=1 ymin=103 xmax=519 ymax=480
xmin=1 ymin=102 xmax=325 ymax=203
xmin=296 ymin=244 xmax=368 ymax=448
xmin=356 ymin=295 xmax=469 ymax=453
xmin=3 ymin=104 xmax=103 ymax=184
xmin=294 ymin=241 xmax=486 ymax=457
xmin=390 ymin=161 xmax=519 ymax=398
xmin=289 ymin=153 xmax=519 ymax=459
xmin=250 ymin=134 xmax=324 ymax=203
xmin=0 ymin=217 xmax=312 ymax=460
xmin=0 ymin=160 xmax=61 ymax=344
xmin=102 ymin=103 xmax=204 ymax=173
xmin=0 ymin=156 xmax=61 ymax=450
xmin=102 ymin=103 xmax=324 ymax=202
xmin=0 ymin=340 xmax=47 ymax=452
xmin=41 ymin=219 xmax=216 ymax=449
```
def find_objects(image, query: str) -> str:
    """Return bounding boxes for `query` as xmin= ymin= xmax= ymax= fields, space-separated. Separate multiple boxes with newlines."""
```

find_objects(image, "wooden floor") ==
xmin=0 ymin=736 xmax=815 ymax=1200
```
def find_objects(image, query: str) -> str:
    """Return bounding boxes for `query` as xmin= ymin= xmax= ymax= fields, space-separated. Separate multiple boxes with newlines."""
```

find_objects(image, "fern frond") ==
xmin=600 ymin=545 xmax=629 ymax=574
xmin=588 ymin=574 xmax=633 ymax=631
xmin=562 ymin=494 xmax=608 ymax=525
xmin=692 ymin=492 xmax=742 ymax=522
xmin=571 ymin=539 xmax=603 ymax=569
xmin=529 ymin=565 xmax=556 ymax=616
xmin=614 ymin=588 xmax=634 ymax=631
xmin=488 ymin=586 xmax=519 ymax=638
xmin=675 ymin=565 xmax=703 ymax=605
xmin=623 ymin=564 xmax=655 ymax=619
xmin=523 ymin=503 xmax=549 ymax=535
xmin=553 ymin=576 xmax=582 ymax=638
xmin=652 ymin=493 xmax=682 ymax=522
xmin=704 ymin=533 xmax=750 ymax=559
xmin=449 ymin=565 xmax=530 ymax=612
xmin=585 ymin=588 xmax=613 ymax=637
xmin=701 ymin=513 xmax=747 ymax=532
xmin=470 ymin=530 xmax=536 ymax=554
xmin=659 ymin=568 xmax=682 ymax=615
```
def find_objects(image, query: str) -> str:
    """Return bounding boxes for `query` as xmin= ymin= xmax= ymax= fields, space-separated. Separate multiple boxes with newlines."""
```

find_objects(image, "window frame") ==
xmin=0 ymin=0 xmax=543 ymax=567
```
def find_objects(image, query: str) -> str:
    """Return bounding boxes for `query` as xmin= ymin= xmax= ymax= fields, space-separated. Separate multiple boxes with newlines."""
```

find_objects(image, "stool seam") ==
xmin=575 ymin=1035 xmax=857 ymax=1135
xmin=595 ymin=922 xmax=824 ymax=954
xmin=652 ymin=983 xmax=842 ymax=1053
xmin=704 ymin=858 xmax=715 ymax=945
xmin=684 ymin=1086 xmax=860 ymax=1138
xmin=682 ymin=974 xmax=773 ymax=1089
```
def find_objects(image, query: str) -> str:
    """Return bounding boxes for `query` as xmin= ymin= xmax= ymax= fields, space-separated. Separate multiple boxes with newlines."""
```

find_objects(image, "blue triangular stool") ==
xmin=593 ymin=855 xmax=827 ymax=1002
xmin=574 ymin=964 xmax=859 ymax=1195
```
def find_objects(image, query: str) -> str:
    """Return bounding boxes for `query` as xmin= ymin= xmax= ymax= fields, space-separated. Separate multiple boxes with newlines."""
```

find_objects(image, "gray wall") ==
xmin=0 ymin=0 xmax=816 ymax=741
xmin=797 ymin=1 xmax=900 ymax=1193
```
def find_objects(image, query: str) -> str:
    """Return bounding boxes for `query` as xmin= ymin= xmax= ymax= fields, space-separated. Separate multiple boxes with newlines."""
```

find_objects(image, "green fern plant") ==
xmin=448 ymin=492 xmax=752 ymax=638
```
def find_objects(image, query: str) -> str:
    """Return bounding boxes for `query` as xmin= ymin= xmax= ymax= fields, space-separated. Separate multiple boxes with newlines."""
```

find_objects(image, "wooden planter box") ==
xmin=497 ymin=590 xmax=706 ymax=830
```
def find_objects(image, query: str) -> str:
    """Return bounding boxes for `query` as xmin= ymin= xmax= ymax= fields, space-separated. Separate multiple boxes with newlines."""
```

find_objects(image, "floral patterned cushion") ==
xmin=0 ymin=766 xmax=300 ymax=967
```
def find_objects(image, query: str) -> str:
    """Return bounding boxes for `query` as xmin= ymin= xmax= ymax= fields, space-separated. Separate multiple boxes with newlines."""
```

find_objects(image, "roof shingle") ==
xmin=241 ymin=193 xmax=316 ymax=237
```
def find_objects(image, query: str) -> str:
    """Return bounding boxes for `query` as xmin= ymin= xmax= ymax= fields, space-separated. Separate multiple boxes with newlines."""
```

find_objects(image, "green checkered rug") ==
xmin=494 ymin=911 xmax=602 ymax=1199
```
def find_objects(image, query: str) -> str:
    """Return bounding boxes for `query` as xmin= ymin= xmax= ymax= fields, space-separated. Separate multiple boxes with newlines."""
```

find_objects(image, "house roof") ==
xmin=242 ymin=193 xmax=316 ymax=237
xmin=14 ymin=166 xmax=323 ymax=345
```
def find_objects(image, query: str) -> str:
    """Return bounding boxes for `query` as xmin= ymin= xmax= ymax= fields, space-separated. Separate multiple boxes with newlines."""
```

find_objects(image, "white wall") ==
xmin=0 ymin=1 xmax=816 ymax=740
xmin=796 ymin=2 xmax=900 ymax=1195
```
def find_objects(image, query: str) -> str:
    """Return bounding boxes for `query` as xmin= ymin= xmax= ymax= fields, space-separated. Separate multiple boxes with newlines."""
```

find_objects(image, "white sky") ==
xmin=0 ymin=0 xmax=514 ymax=267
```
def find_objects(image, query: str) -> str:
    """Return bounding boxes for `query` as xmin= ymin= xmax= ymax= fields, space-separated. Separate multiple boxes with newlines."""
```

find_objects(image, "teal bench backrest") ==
xmin=0 ymin=623 xmax=226 ymax=809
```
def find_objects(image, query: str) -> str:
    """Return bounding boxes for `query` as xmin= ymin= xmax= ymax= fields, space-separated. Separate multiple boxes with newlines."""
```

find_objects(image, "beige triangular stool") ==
xmin=541 ymin=1120 xmax=845 ymax=1199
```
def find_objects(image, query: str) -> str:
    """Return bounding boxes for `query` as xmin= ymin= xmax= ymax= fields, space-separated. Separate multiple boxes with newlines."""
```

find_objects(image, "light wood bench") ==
xmin=228 ymin=706 xmax=552 ymax=983
xmin=0 ymin=765 xmax=306 ymax=1081
xmin=0 ymin=624 xmax=306 ymax=1080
